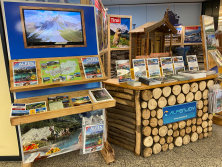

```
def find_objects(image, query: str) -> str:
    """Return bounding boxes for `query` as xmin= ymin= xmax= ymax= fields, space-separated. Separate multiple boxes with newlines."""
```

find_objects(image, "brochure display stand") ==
xmin=103 ymin=74 xmax=217 ymax=157
xmin=1 ymin=0 xmax=115 ymax=166
xmin=107 ymin=14 xmax=132 ymax=78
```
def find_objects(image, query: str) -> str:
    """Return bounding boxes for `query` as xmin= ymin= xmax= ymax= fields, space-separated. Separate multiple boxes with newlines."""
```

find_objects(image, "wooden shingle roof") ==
xmin=129 ymin=15 xmax=177 ymax=34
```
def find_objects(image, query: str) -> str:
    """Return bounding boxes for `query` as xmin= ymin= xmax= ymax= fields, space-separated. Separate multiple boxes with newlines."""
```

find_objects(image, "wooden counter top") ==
xmin=103 ymin=74 xmax=218 ymax=91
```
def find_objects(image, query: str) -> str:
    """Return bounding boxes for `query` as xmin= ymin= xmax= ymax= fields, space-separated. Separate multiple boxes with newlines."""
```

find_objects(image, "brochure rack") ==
xmin=10 ymin=88 xmax=116 ymax=126
xmin=10 ymin=55 xmax=108 ymax=93
xmin=1 ymin=1 xmax=116 ymax=166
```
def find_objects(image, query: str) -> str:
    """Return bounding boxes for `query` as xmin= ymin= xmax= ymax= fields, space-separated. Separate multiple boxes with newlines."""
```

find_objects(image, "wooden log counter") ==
xmin=103 ymin=74 xmax=217 ymax=157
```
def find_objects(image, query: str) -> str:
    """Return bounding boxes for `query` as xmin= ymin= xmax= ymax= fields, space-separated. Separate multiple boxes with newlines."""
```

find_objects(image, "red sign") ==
xmin=185 ymin=26 xmax=198 ymax=30
xmin=110 ymin=17 xmax=121 ymax=24
xmin=95 ymin=0 xmax=102 ymax=12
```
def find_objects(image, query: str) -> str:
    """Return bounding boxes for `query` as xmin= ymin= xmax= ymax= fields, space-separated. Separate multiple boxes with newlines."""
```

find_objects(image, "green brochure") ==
xmin=59 ymin=59 xmax=82 ymax=81
xmin=40 ymin=60 xmax=61 ymax=84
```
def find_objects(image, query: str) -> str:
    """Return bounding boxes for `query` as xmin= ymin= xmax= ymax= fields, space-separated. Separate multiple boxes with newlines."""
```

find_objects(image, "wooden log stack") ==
xmin=105 ymin=79 xmax=214 ymax=157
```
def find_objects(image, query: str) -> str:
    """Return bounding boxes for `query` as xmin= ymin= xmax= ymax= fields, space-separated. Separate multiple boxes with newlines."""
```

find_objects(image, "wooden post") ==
xmin=146 ymin=33 xmax=149 ymax=55
xmin=169 ymin=33 xmax=172 ymax=52
xmin=135 ymin=90 xmax=141 ymax=156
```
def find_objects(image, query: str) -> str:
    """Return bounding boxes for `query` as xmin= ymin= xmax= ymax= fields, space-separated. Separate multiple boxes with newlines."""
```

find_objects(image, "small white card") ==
xmin=173 ymin=56 xmax=185 ymax=74
xmin=187 ymin=55 xmax=199 ymax=71
xmin=160 ymin=57 xmax=174 ymax=76
xmin=147 ymin=58 xmax=161 ymax=78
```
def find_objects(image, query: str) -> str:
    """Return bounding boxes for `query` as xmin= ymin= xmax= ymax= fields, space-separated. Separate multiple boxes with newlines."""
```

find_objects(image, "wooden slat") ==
xmin=11 ymin=88 xmax=116 ymax=126
xmin=103 ymin=75 xmax=218 ymax=91
xmin=10 ymin=55 xmax=107 ymax=93
xmin=213 ymin=114 xmax=222 ymax=126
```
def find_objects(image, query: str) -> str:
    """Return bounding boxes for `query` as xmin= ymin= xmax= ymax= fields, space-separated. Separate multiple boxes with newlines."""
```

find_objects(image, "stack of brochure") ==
xmin=208 ymin=84 xmax=222 ymax=113
xmin=178 ymin=71 xmax=207 ymax=79
xmin=139 ymin=77 xmax=162 ymax=86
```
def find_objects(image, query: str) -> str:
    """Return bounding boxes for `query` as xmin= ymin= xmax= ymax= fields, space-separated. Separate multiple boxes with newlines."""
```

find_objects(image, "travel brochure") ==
xmin=12 ymin=57 xmax=105 ymax=87
xmin=48 ymin=95 xmax=71 ymax=111
xmin=81 ymin=57 xmax=103 ymax=79
xmin=187 ymin=55 xmax=199 ymax=71
xmin=83 ymin=124 xmax=104 ymax=154
xmin=89 ymin=88 xmax=113 ymax=103
xmin=72 ymin=96 xmax=92 ymax=106
xmin=209 ymin=50 xmax=222 ymax=67
xmin=147 ymin=58 xmax=161 ymax=78
xmin=11 ymin=102 xmax=46 ymax=116
xmin=160 ymin=57 xmax=174 ymax=76
xmin=132 ymin=59 xmax=147 ymax=80
xmin=40 ymin=59 xmax=82 ymax=84
xmin=115 ymin=60 xmax=132 ymax=83
xmin=13 ymin=61 xmax=38 ymax=87
xmin=172 ymin=56 xmax=185 ymax=74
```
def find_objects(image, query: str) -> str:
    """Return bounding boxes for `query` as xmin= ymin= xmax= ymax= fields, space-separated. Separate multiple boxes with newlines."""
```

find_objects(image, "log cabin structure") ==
xmin=130 ymin=8 xmax=177 ymax=59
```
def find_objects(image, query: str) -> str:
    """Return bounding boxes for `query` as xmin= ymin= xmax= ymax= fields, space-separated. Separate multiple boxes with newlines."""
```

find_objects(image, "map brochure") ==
xmin=48 ymin=97 xmax=64 ymax=111
xmin=60 ymin=59 xmax=82 ymax=81
xmin=56 ymin=95 xmax=71 ymax=108
xmin=11 ymin=103 xmax=30 ymax=116
xmin=147 ymin=58 xmax=161 ymax=78
xmin=13 ymin=61 xmax=38 ymax=87
xmin=72 ymin=96 xmax=92 ymax=106
xmin=81 ymin=57 xmax=103 ymax=79
xmin=40 ymin=60 xmax=61 ymax=84
xmin=132 ymin=59 xmax=147 ymax=80
xmin=115 ymin=60 xmax=132 ymax=82
xmin=83 ymin=124 xmax=104 ymax=154
xmin=26 ymin=101 xmax=47 ymax=113
xmin=89 ymin=88 xmax=113 ymax=103
xmin=187 ymin=55 xmax=199 ymax=71
xmin=172 ymin=56 xmax=185 ymax=74
xmin=160 ymin=57 xmax=174 ymax=76
xmin=209 ymin=50 xmax=222 ymax=67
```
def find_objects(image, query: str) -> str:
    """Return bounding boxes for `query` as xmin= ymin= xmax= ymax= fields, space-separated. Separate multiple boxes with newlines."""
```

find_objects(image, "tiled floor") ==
xmin=2 ymin=124 xmax=222 ymax=167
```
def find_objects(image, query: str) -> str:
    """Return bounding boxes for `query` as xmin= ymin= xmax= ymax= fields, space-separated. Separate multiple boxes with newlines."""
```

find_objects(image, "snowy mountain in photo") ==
xmin=24 ymin=10 xmax=83 ymax=43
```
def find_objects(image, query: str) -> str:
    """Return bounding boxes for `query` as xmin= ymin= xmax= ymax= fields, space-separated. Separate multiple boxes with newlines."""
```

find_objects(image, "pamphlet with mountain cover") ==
xmin=173 ymin=56 xmax=185 ymax=74
xmin=160 ymin=57 xmax=174 ymax=76
xmin=132 ymin=59 xmax=147 ymax=80
xmin=147 ymin=58 xmax=161 ymax=78
xmin=26 ymin=101 xmax=47 ymax=113
xmin=13 ymin=61 xmax=38 ymax=87
xmin=72 ymin=96 xmax=92 ymax=106
xmin=187 ymin=55 xmax=199 ymax=71
xmin=89 ymin=88 xmax=113 ymax=103
xmin=82 ymin=57 xmax=103 ymax=79
xmin=11 ymin=103 xmax=30 ymax=117
xmin=83 ymin=124 xmax=104 ymax=154
xmin=60 ymin=59 xmax=82 ymax=81
xmin=116 ymin=60 xmax=131 ymax=82
xmin=209 ymin=50 xmax=222 ymax=67
xmin=40 ymin=60 xmax=61 ymax=84
xmin=202 ymin=15 xmax=217 ymax=50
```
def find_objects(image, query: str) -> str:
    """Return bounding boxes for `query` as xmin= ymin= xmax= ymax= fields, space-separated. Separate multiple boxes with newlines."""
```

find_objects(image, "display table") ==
xmin=103 ymin=74 xmax=217 ymax=157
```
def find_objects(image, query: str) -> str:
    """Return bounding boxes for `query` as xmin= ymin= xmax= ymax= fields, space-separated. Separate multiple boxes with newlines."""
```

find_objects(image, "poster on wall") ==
xmin=20 ymin=114 xmax=82 ymax=164
xmin=202 ymin=16 xmax=217 ymax=50
xmin=103 ymin=11 xmax=108 ymax=49
xmin=110 ymin=17 xmax=130 ymax=48
xmin=184 ymin=26 xmax=202 ymax=43
xmin=165 ymin=27 xmax=182 ymax=44
xmin=95 ymin=0 xmax=103 ymax=51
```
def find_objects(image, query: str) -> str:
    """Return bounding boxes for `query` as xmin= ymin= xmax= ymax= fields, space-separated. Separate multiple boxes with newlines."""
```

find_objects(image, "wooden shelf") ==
xmin=103 ymin=74 xmax=218 ymax=91
xmin=10 ymin=77 xmax=108 ymax=93
xmin=10 ymin=88 xmax=116 ymax=126
xmin=10 ymin=55 xmax=107 ymax=93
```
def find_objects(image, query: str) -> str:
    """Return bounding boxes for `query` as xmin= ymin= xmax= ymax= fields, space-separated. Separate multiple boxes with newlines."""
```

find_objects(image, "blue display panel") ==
xmin=15 ymin=82 xmax=100 ymax=99
xmin=2 ymin=1 xmax=98 ymax=59
xmin=163 ymin=101 xmax=197 ymax=125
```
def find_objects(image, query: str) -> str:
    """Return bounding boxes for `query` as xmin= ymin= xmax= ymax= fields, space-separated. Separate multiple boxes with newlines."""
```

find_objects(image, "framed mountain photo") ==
xmin=20 ymin=6 xmax=86 ymax=48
